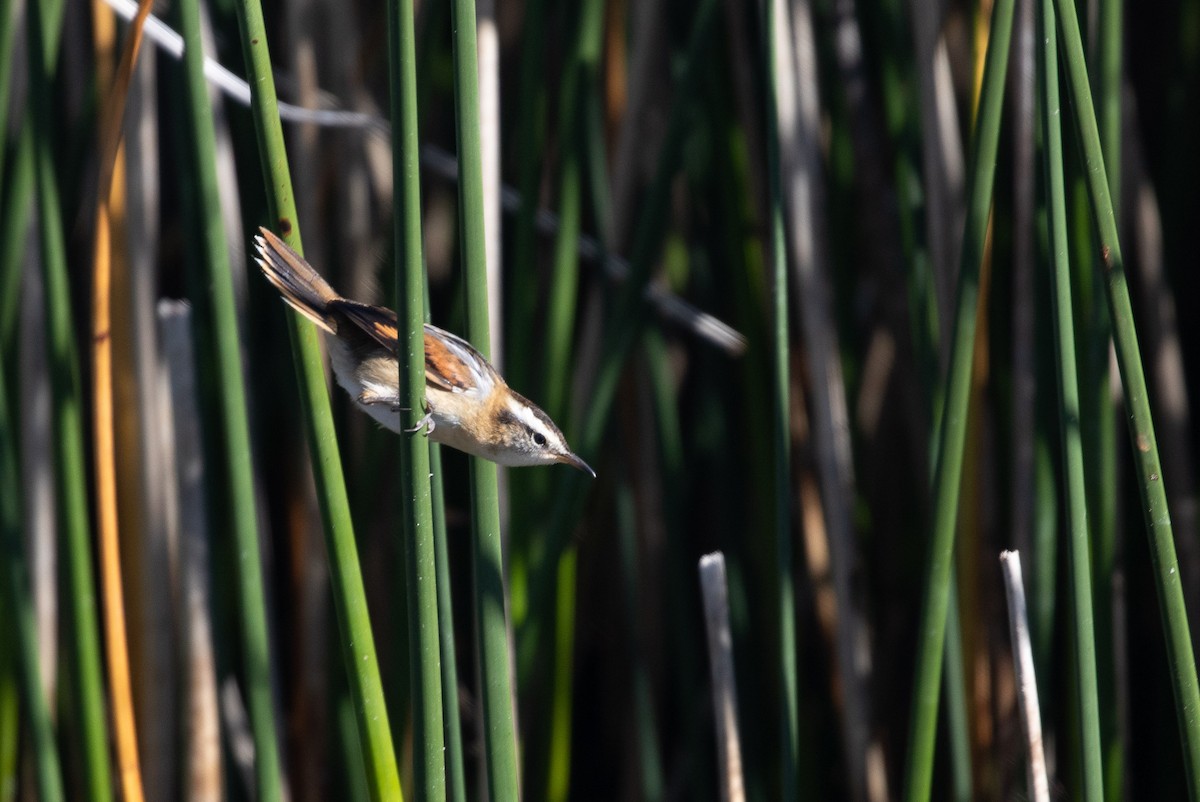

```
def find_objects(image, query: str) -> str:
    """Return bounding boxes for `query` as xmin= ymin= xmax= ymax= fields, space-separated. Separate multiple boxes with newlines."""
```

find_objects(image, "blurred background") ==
xmin=3 ymin=0 xmax=1200 ymax=798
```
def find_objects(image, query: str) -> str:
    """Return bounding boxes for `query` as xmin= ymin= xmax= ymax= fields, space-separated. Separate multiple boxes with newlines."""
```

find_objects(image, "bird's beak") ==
xmin=559 ymin=452 xmax=596 ymax=478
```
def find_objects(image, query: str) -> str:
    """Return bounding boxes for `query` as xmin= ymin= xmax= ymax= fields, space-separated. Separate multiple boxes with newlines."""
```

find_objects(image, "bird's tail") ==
xmin=254 ymin=227 xmax=340 ymax=334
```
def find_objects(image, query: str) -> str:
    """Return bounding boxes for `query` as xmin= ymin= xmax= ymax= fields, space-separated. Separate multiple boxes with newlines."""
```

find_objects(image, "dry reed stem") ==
xmin=698 ymin=553 xmax=745 ymax=802
xmin=999 ymin=551 xmax=1050 ymax=802
xmin=90 ymin=0 xmax=156 ymax=799
xmin=478 ymin=0 xmax=503 ymax=368
xmin=771 ymin=0 xmax=874 ymax=796
xmin=159 ymin=302 xmax=222 ymax=802
xmin=909 ymin=0 xmax=965 ymax=327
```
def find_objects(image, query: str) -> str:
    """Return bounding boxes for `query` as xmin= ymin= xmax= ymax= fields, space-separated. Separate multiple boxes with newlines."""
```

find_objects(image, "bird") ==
xmin=254 ymin=227 xmax=594 ymax=477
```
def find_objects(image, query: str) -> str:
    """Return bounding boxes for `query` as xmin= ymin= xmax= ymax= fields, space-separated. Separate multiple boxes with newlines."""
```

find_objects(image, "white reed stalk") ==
xmin=1000 ymin=550 xmax=1050 ymax=802
xmin=699 ymin=552 xmax=745 ymax=802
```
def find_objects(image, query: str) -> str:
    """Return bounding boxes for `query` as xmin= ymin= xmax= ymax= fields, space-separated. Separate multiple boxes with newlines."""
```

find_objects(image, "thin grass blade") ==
xmin=1051 ymin=0 xmax=1200 ymax=793
xmin=0 ymin=353 xmax=64 ymax=802
xmin=764 ymin=0 xmax=799 ymax=793
xmin=388 ymin=0 xmax=446 ymax=794
xmin=0 ymin=0 xmax=17 ymax=193
xmin=1000 ymin=552 xmax=1051 ymax=802
xmin=429 ymin=442 xmax=466 ymax=802
xmin=0 ymin=122 xmax=32 ymax=364
xmin=172 ymin=0 xmax=282 ymax=795
xmin=1037 ymin=2 xmax=1104 ymax=793
xmin=447 ymin=0 xmax=520 ymax=796
xmin=901 ymin=0 xmax=1016 ymax=796
xmin=524 ymin=0 xmax=720 ymax=635
xmin=228 ymin=0 xmax=403 ymax=797
xmin=90 ymin=3 xmax=156 ymax=797
xmin=1093 ymin=0 xmax=1127 ymax=795
xmin=28 ymin=0 xmax=113 ymax=795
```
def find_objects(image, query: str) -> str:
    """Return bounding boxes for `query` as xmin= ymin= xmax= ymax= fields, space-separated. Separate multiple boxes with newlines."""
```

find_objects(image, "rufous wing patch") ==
xmin=424 ymin=324 xmax=499 ymax=396
xmin=334 ymin=301 xmax=400 ymax=352
xmin=424 ymin=332 xmax=477 ymax=392
xmin=334 ymin=303 xmax=495 ymax=397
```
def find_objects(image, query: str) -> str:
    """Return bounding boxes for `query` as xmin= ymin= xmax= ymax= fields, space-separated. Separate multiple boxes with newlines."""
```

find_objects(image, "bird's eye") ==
xmin=533 ymin=432 xmax=547 ymax=447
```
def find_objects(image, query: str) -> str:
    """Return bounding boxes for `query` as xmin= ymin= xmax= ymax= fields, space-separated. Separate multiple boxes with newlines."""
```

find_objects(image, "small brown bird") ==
xmin=254 ymin=228 xmax=594 ymax=477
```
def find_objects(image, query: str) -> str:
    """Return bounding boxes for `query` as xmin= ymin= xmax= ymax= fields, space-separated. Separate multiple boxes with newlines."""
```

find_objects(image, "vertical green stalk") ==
xmin=448 ymin=0 xmax=520 ymax=796
xmin=504 ymin=0 xmax=550 ymax=650
xmin=648 ymin=304 xmax=705 ymax=799
xmin=544 ymin=0 xmax=604 ymax=421
xmin=230 ymin=0 xmax=402 ymax=798
xmin=1094 ymin=0 xmax=1124 ymax=796
xmin=389 ymin=0 xmax=446 ymax=794
xmin=1096 ymin=0 xmax=1122 ymax=208
xmin=546 ymin=0 xmax=717 ymax=558
xmin=335 ymin=677 xmax=372 ymax=802
xmin=0 ymin=356 xmax=64 ymax=802
xmin=0 ymin=122 xmax=33 ymax=360
xmin=901 ymin=0 xmax=1015 ymax=797
xmin=173 ymin=0 xmax=282 ymax=795
xmin=1031 ymin=186 xmax=1060 ymax=691
xmin=0 ymin=0 xmax=17 ymax=194
xmin=1075 ymin=16 xmax=1118 ymax=802
xmin=617 ymin=484 xmax=665 ymax=800
xmin=931 ymin=7 xmax=973 ymax=790
xmin=28 ymin=0 xmax=113 ymax=797
xmin=429 ymin=443 xmax=466 ymax=802
xmin=763 ymin=0 xmax=798 ymax=794
xmin=505 ymin=0 xmax=548 ymax=393
xmin=503 ymin=0 xmax=548 ymax=671
xmin=544 ymin=550 xmax=577 ymax=802
xmin=520 ymin=0 xmax=719 ymax=674
xmin=943 ymin=577 xmax=972 ymax=802
xmin=1038 ymin=2 xmax=1104 ymax=796
xmin=532 ymin=6 xmax=605 ymax=794
xmin=878 ymin=0 xmax=940 ymax=393
xmin=0 ymin=614 xmax=14 ymax=802
xmin=1053 ymin=0 xmax=1200 ymax=793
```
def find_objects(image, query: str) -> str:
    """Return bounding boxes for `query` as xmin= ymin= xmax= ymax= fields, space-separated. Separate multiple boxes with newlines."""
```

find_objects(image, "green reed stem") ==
xmin=1052 ymin=0 xmax=1200 ymax=793
xmin=0 ymin=0 xmax=17 ymax=193
xmin=0 ymin=616 xmax=13 ymax=802
xmin=28 ymin=0 xmax=112 ymax=796
xmin=1038 ymin=2 xmax=1104 ymax=795
xmin=533 ymin=6 xmax=606 ymax=794
xmin=506 ymin=0 xmax=548 ymax=394
xmin=0 ymin=122 xmax=33 ymax=359
xmin=1096 ymin=0 xmax=1122 ymax=209
xmin=448 ymin=0 xmax=520 ymax=796
xmin=0 ymin=355 xmax=64 ymax=802
xmin=173 ymin=0 xmax=283 ymax=794
xmin=545 ymin=548 xmax=578 ymax=802
xmin=943 ymin=576 xmax=971 ymax=802
xmin=560 ymin=0 xmax=715 ymax=532
xmin=230 ymin=0 xmax=402 ymax=797
xmin=901 ymin=0 xmax=1015 ymax=796
xmin=544 ymin=0 xmax=604 ymax=421
xmin=763 ymin=0 xmax=799 ymax=795
xmin=388 ymin=0 xmax=446 ymax=797
xmin=1094 ymin=0 xmax=1124 ymax=794
xmin=502 ymin=0 xmax=549 ymax=678
xmin=617 ymin=484 xmax=665 ymax=800
xmin=520 ymin=0 xmax=719 ymax=677
xmin=429 ymin=442 xmax=466 ymax=802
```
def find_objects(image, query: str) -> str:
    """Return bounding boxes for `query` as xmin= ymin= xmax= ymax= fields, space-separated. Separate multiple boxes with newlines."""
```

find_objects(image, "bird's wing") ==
xmin=422 ymin=323 xmax=498 ymax=397
xmin=332 ymin=302 xmax=497 ymax=397
xmin=332 ymin=300 xmax=400 ymax=352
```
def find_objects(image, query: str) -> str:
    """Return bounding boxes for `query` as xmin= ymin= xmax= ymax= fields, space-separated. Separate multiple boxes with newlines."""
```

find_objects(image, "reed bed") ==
xmin=3 ymin=0 xmax=1199 ymax=798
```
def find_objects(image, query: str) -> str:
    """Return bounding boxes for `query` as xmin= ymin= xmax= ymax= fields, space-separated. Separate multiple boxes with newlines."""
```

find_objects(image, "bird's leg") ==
xmin=404 ymin=403 xmax=435 ymax=436
xmin=358 ymin=388 xmax=406 ymax=412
